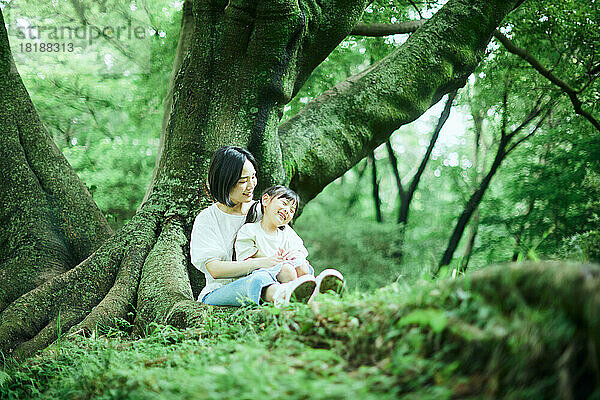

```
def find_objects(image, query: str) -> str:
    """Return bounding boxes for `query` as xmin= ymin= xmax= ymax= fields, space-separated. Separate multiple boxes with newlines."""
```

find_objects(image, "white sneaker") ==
xmin=272 ymin=275 xmax=317 ymax=308
xmin=309 ymin=269 xmax=345 ymax=302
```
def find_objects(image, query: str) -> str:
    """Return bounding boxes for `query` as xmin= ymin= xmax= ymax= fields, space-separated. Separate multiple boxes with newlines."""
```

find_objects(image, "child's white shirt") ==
xmin=235 ymin=222 xmax=308 ymax=262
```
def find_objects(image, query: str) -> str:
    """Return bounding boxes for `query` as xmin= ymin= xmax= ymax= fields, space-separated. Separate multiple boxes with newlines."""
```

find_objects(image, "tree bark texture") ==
xmin=0 ymin=12 xmax=112 ymax=313
xmin=0 ymin=0 xmax=522 ymax=359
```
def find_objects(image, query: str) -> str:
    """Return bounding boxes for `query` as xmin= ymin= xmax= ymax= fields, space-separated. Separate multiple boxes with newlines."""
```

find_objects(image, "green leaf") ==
xmin=398 ymin=308 xmax=448 ymax=333
xmin=0 ymin=371 xmax=10 ymax=387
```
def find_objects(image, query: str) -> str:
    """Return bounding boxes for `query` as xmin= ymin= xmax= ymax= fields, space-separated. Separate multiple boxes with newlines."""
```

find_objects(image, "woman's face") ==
xmin=229 ymin=159 xmax=257 ymax=205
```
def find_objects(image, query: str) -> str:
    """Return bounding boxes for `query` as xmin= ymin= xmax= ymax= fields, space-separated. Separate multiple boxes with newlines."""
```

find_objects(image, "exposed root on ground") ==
xmin=0 ymin=203 xmax=165 ymax=360
xmin=134 ymin=216 xmax=209 ymax=335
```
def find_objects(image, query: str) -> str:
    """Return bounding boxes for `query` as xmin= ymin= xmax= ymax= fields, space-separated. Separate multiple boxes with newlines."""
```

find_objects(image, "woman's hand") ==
xmin=277 ymin=248 xmax=305 ymax=261
xmin=257 ymin=253 xmax=285 ymax=268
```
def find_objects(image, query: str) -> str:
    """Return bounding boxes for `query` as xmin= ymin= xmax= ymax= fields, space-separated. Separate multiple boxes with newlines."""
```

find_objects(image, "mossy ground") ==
xmin=2 ymin=263 xmax=598 ymax=399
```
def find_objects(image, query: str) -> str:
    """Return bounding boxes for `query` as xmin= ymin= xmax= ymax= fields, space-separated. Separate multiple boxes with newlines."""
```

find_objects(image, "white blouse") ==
xmin=190 ymin=203 xmax=248 ymax=301
xmin=234 ymin=222 xmax=308 ymax=262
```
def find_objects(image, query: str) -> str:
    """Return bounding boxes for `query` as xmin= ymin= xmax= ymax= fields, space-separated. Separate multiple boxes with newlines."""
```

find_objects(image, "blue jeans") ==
xmin=201 ymin=269 xmax=277 ymax=306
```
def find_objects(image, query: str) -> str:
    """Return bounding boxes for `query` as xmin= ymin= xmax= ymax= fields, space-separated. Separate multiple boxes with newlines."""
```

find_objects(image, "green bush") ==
xmin=295 ymin=214 xmax=404 ymax=291
xmin=558 ymin=230 xmax=600 ymax=263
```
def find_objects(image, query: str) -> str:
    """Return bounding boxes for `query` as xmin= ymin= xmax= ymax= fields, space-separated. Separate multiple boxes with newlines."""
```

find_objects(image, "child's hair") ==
xmin=245 ymin=185 xmax=300 ymax=229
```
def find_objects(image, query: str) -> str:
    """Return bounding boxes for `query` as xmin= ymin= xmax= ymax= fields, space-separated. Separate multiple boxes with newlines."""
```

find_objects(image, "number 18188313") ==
xmin=19 ymin=42 xmax=74 ymax=52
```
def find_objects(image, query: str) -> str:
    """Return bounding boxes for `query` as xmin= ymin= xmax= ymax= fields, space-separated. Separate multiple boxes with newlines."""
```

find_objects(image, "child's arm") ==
xmin=281 ymin=227 xmax=308 ymax=259
xmin=234 ymin=224 xmax=284 ymax=270
xmin=283 ymin=226 xmax=313 ymax=276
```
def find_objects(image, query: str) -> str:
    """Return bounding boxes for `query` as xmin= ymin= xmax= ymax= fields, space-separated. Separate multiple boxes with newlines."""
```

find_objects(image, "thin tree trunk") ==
xmin=370 ymin=152 xmax=383 ymax=223
xmin=459 ymin=100 xmax=484 ymax=273
xmin=460 ymin=209 xmax=480 ymax=271
xmin=399 ymin=90 xmax=457 ymax=225
xmin=347 ymin=159 xmax=369 ymax=211
xmin=438 ymin=141 xmax=507 ymax=271
xmin=436 ymin=97 xmax=551 ymax=274
xmin=385 ymin=139 xmax=408 ymax=222
xmin=510 ymin=195 xmax=536 ymax=261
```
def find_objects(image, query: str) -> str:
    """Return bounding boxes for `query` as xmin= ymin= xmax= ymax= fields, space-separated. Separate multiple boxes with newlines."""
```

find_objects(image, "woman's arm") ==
xmin=206 ymin=256 xmax=281 ymax=279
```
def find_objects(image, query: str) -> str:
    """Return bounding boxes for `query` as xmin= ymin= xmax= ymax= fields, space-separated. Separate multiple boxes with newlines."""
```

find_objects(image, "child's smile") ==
xmin=261 ymin=194 xmax=296 ymax=232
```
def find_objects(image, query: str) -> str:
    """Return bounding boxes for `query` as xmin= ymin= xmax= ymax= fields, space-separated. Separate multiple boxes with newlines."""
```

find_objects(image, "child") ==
xmin=235 ymin=185 xmax=344 ymax=306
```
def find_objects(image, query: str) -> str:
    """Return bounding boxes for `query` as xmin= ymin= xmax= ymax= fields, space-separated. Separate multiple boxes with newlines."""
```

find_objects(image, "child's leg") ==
xmin=295 ymin=263 xmax=311 ymax=277
xmin=276 ymin=263 xmax=298 ymax=283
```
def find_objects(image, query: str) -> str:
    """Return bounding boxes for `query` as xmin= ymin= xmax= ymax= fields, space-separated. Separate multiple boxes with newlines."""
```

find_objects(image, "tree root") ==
xmin=134 ymin=216 xmax=207 ymax=335
xmin=67 ymin=208 xmax=163 ymax=336
xmin=12 ymin=310 xmax=88 ymax=360
xmin=0 ymin=204 xmax=164 ymax=360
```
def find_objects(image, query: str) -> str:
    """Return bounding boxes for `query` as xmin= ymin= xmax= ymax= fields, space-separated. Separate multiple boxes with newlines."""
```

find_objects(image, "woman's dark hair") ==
xmin=208 ymin=146 xmax=257 ymax=207
xmin=246 ymin=185 xmax=300 ymax=230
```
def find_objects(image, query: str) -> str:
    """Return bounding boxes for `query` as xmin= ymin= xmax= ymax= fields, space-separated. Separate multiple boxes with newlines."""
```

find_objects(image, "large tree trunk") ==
xmin=0 ymin=12 xmax=112 ymax=312
xmin=0 ymin=0 xmax=521 ymax=359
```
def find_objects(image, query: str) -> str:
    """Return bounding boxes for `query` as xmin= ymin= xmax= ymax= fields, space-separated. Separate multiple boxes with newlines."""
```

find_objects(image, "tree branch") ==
xmin=293 ymin=0 xmax=370 ymax=96
xmin=400 ymin=89 xmax=456 ymax=224
xmin=506 ymin=105 xmax=552 ymax=154
xmin=351 ymin=21 xmax=600 ymax=133
xmin=493 ymin=30 xmax=600 ymax=133
xmin=409 ymin=89 xmax=456 ymax=197
xmin=407 ymin=0 xmax=424 ymax=19
xmin=504 ymin=93 xmax=546 ymax=142
xmin=385 ymin=140 xmax=406 ymax=199
xmin=351 ymin=21 xmax=425 ymax=36
xmin=280 ymin=0 xmax=521 ymax=204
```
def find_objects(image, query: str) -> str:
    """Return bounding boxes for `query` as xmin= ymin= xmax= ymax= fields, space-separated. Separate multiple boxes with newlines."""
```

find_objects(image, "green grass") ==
xmin=1 ymin=263 xmax=599 ymax=399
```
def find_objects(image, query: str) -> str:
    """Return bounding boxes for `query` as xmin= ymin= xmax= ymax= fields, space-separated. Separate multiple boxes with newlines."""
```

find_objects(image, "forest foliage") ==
xmin=6 ymin=0 xmax=598 ymax=280
xmin=1 ymin=0 xmax=599 ymax=397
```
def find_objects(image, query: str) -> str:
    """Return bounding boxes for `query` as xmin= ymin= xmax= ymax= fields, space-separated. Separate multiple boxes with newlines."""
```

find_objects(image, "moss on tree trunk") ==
xmin=0 ymin=12 xmax=112 ymax=313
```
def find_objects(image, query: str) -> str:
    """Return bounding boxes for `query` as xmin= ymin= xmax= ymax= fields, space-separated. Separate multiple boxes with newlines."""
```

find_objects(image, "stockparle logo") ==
xmin=2 ymin=0 xmax=154 ymax=75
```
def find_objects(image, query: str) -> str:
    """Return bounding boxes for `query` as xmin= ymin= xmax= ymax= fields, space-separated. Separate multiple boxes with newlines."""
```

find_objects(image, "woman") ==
xmin=190 ymin=146 xmax=317 ymax=306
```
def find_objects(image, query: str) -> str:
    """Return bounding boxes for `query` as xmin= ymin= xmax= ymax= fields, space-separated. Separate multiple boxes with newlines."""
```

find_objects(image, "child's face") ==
xmin=262 ymin=194 xmax=296 ymax=227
